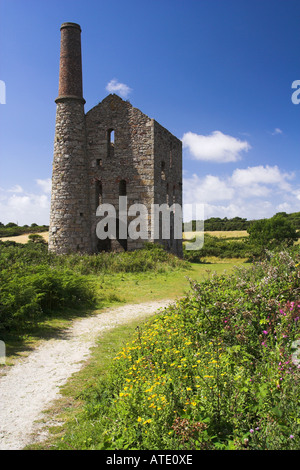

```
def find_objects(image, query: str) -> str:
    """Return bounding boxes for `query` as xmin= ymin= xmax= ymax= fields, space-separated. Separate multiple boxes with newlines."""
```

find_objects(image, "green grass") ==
xmin=90 ymin=258 xmax=246 ymax=306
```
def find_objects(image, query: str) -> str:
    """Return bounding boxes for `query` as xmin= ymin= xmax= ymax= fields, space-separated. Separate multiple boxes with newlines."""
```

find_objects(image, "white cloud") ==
xmin=106 ymin=79 xmax=132 ymax=99
xmin=293 ymin=189 xmax=300 ymax=201
xmin=182 ymin=130 xmax=251 ymax=163
xmin=36 ymin=178 xmax=52 ymax=193
xmin=7 ymin=184 xmax=23 ymax=193
xmin=183 ymin=165 xmax=299 ymax=221
xmin=0 ymin=181 xmax=51 ymax=225
xmin=231 ymin=165 xmax=294 ymax=191
xmin=271 ymin=128 xmax=283 ymax=135
xmin=183 ymin=174 xmax=234 ymax=204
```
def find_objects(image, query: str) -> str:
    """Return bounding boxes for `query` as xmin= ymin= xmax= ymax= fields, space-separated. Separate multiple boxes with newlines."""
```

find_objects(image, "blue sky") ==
xmin=0 ymin=0 xmax=299 ymax=225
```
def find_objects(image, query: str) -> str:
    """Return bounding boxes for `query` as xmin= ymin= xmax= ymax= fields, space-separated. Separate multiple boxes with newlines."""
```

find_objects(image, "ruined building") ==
xmin=48 ymin=22 xmax=182 ymax=256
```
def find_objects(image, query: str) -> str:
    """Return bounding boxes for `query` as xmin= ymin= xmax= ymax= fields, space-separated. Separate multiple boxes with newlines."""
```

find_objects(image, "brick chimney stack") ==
xmin=56 ymin=22 xmax=85 ymax=102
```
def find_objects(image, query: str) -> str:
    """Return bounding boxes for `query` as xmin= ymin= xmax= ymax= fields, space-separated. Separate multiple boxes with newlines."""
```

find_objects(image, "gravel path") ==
xmin=0 ymin=299 xmax=173 ymax=450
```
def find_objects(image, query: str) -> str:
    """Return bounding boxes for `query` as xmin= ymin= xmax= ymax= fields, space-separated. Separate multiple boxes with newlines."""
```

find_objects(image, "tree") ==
xmin=27 ymin=234 xmax=47 ymax=244
xmin=247 ymin=214 xmax=299 ymax=253
xmin=5 ymin=222 xmax=18 ymax=227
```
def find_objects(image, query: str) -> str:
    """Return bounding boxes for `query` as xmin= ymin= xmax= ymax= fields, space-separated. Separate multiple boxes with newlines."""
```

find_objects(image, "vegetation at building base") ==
xmin=52 ymin=249 xmax=300 ymax=451
xmin=0 ymin=240 xmax=188 ymax=332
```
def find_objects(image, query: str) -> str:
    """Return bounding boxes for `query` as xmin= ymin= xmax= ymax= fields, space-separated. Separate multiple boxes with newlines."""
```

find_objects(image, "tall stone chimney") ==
xmin=48 ymin=23 xmax=92 ymax=254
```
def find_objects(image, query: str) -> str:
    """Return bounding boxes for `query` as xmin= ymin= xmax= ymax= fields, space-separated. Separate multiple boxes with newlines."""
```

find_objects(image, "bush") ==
xmin=0 ymin=264 xmax=96 ymax=330
xmin=247 ymin=214 xmax=299 ymax=254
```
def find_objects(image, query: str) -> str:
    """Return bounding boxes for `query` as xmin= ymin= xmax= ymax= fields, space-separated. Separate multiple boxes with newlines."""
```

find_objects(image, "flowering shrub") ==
xmin=57 ymin=250 xmax=300 ymax=450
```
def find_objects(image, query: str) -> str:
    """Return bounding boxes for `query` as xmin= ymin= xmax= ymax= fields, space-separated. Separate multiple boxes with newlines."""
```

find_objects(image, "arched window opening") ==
xmin=110 ymin=129 xmax=115 ymax=143
xmin=95 ymin=180 xmax=103 ymax=208
xmin=119 ymin=179 xmax=127 ymax=196
xmin=107 ymin=128 xmax=115 ymax=157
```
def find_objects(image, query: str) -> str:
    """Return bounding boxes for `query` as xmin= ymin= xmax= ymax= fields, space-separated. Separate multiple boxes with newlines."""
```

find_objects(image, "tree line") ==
xmin=187 ymin=211 xmax=300 ymax=231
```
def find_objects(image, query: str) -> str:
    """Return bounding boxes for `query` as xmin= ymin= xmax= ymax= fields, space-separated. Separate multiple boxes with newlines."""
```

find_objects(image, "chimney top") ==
xmin=60 ymin=22 xmax=82 ymax=31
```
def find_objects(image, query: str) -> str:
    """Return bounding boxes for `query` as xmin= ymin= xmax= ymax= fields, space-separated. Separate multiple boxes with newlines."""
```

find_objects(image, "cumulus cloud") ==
xmin=36 ymin=178 xmax=52 ymax=193
xmin=182 ymin=130 xmax=251 ymax=163
xmin=231 ymin=165 xmax=294 ymax=192
xmin=106 ymin=79 xmax=132 ymax=99
xmin=183 ymin=174 xmax=235 ymax=204
xmin=0 ymin=180 xmax=51 ymax=225
xmin=183 ymin=165 xmax=299 ymax=221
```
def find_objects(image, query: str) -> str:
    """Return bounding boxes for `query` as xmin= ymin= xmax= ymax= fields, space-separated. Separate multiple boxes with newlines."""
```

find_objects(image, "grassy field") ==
xmin=1 ymin=230 xmax=249 ymax=244
xmin=89 ymin=258 xmax=245 ymax=306
xmin=183 ymin=230 xmax=248 ymax=240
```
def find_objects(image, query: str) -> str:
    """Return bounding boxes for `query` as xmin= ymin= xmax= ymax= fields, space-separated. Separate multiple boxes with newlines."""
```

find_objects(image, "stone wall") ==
xmin=86 ymin=94 xmax=155 ymax=252
xmin=48 ymin=99 xmax=92 ymax=254
xmin=153 ymin=120 xmax=183 ymax=256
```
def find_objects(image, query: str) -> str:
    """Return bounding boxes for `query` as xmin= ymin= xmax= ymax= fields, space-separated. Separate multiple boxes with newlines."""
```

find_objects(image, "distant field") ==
xmin=0 ymin=232 xmax=49 ymax=243
xmin=1 ymin=230 xmax=248 ymax=245
xmin=183 ymin=230 xmax=249 ymax=240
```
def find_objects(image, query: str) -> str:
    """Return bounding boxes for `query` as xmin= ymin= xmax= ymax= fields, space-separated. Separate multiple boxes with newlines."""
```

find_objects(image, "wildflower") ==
xmin=290 ymin=435 xmax=294 ymax=439
xmin=263 ymin=330 xmax=268 ymax=335
xmin=250 ymin=429 xmax=254 ymax=434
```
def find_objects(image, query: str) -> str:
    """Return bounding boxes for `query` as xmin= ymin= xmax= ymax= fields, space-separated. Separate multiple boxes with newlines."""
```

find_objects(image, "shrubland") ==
xmin=1 ymin=229 xmax=299 ymax=450
xmin=0 ymin=240 xmax=187 ymax=331
xmin=53 ymin=248 xmax=300 ymax=450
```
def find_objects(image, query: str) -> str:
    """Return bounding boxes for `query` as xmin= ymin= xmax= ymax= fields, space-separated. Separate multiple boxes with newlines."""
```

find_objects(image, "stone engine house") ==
xmin=49 ymin=22 xmax=182 ymax=256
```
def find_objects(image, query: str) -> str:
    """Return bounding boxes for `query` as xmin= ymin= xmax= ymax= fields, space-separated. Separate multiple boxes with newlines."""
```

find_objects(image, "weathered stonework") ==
xmin=49 ymin=23 xmax=182 ymax=256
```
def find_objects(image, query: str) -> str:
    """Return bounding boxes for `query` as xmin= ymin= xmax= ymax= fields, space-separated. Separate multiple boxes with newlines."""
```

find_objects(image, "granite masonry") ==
xmin=49 ymin=22 xmax=182 ymax=256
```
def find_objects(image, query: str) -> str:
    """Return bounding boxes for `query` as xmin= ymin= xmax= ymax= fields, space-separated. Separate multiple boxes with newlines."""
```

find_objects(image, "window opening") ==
xmin=119 ymin=179 xmax=127 ymax=196
xmin=95 ymin=180 xmax=103 ymax=208
xmin=161 ymin=161 xmax=166 ymax=180
xmin=107 ymin=129 xmax=115 ymax=157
